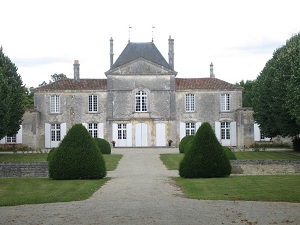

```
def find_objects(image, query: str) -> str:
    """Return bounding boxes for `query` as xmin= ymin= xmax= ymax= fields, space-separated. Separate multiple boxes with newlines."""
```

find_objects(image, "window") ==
xmin=221 ymin=122 xmax=230 ymax=139
xmin=135 ymin=91 xmax=147 ymax=112
xmin=88 ymin=123 xmax=98 ymax=138
xmin=118 ymin=124 xmax=127 ymax=139
xmin=185 ymin=94 xmax=195 ymax=112
xmin=221 ymin=94 xmax=230 ymax=111
xmin=185 ymin=123 xmax=195 ymax=136
xmin=88 ymin=95 xmax=98 ymax=112
xmin=50 ymin=95 xmax=60 ymax=113
xmin=51 ymin=124 xmax=61 ymax=141
xmin=6 ymin=134 xmax=16 ymax=143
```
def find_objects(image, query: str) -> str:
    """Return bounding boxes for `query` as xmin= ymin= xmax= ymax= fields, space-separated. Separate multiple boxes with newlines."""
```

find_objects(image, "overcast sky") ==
xmin=1 ymin=0 xmax=299 ymax=87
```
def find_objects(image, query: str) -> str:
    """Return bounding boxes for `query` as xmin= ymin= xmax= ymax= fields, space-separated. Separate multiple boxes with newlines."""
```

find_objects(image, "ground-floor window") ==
xmin=186 ymin=123 xmax=195 ymax=136
xmin=118 ymin=124 xmax=127 ymax=139
xmin=88 ymin=123 xmax=98 ymax=138
xmin=221 ymin=122 xmax=230 ymax=139
xmin=6 ymin=134 xmax=16 ymax=143
xmin=51 ymin=124 xmax=61 ymax=141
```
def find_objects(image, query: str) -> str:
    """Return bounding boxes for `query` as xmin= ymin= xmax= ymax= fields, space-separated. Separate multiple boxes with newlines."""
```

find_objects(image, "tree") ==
xmin=39 ymin=73 xmax=68 ymax=86
xmin=0 ymin=47 xmax=24 ymax=139
xmin=236 ymin=80 xmax=256 ymax=107
xmin=179 ymin=122 xmax=231 ymax=178
xmin=23 ymin=87 xmax=34 ymax=109
xmin=253 ymin=33 xmax=300 ymax=137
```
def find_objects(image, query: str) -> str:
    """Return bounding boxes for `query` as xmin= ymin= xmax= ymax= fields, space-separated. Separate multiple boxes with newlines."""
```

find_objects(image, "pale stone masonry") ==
xmin=1 ymin=36 xmax=260 ymax=149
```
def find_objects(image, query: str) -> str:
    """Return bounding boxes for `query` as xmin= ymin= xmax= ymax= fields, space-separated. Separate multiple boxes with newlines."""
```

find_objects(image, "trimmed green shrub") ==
xmin=179 ymin=122 xmax=231 ymax=178
xmin=223 ymin=146 xmax=237 ymax=160
xmin=49 ymin=124 xmax=106 ymax=180
xmin=94 ymin=138 xmax=111 ymax=154
xmin=292 ymin=136 xmax=300 ymax=152
xmin=47 ymin=147 xmax=57 ymax=162
xmin=179 ymin=135 xmax=194 ymax=153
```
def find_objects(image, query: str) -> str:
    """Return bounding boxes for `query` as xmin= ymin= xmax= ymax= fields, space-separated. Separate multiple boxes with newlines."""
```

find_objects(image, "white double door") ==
xmin=135 ymin=123 xmax=147 ymax=147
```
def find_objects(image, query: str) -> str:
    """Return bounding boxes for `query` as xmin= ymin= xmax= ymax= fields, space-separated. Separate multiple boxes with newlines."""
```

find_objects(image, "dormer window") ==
xmin=135 ymin=91 xmax=147 ymax=112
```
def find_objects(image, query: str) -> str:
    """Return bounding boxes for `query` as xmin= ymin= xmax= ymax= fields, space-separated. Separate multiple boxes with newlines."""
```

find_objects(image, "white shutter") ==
xmin=254 ymin=123 xmax=260 ymax=141
xmin=112 ymin=123 xmax=118 ymax=146
xmin=45 ymin=123 xmax=51 ymax=148
xmin=141 ymin=123 xmax=147 ymax=146
xmin=127 ymin=123 xmax=132 ymax=146
xmin=156 ymin=123 xmax=166 ymax=146
xmin=82 ymin=123 xmax=88 ymax=130
xmin=61 ymin=123 xmax=67 ymax=141
xmin=0 ymin=137 xmax=5 ymax=144
xmin=16 ymin=125 xmax=23 ymax=144
xmin=196 ymin=122 xmax=201 ymax=132
xmin=215 ymin=122 xmax=221 ymax=141
xmin=230 ymin=122 xmax=237 ymax=146
xmin=98 ymin=123 xmax=104 ymax=138
xmin=180 ymin=122 xmax=185 ymax=140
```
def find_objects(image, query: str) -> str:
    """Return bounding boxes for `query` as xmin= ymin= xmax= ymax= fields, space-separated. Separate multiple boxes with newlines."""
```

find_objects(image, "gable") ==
xmin=106 ymin=58 xmax=177 ymax=75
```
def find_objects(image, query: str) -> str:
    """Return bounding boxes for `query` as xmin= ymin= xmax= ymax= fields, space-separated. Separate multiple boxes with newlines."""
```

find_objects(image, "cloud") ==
xmin=12 ymin=57 xmax=71 ymax=68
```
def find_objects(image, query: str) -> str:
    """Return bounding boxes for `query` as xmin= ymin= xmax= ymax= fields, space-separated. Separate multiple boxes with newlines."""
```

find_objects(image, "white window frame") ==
xmin=88 ymin=95 xmax=98 ymax=113
xmin=185 ymin=122 xmax=195 ymax=136
xmin=221 ymin=93 xmax=230 ymax=112
xmin=88 ymin=123 xmax=98 ymax=138
xmin=51 ymin=124 xmax=61 ymax=142
xmin=50 ymin=95 xmax=60 ymax=113
xmin=118 ymin=124 xmax=127 ymax=140
xmin=185 ymin=93 xmax=195 ymax=112
xmin=221 ymin=122 xmax=230 ymax=140
xmin=6 ymin=134 xmax=16 ymax=143
xmin=135 ymin=91 xmax=147 ymax=112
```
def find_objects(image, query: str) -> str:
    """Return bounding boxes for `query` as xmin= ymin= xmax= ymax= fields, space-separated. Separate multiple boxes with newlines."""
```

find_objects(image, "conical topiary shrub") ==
xmin=179 ymin=135 xmax=194 ymax=153
xmin=49 ymin=124 xmax=106 ymax=180
xmin=179 ymin=122 xmax=231 ymax=178
xmin=94 ymin=138 xmax=111 ymax=154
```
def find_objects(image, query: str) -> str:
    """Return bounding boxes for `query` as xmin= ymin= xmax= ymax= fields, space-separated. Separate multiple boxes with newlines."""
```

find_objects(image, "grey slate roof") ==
xmin=109 ymin=42 xmax=172 ymax=70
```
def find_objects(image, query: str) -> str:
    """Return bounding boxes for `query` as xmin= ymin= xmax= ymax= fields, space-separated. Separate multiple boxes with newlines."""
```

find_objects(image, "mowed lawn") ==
xmin=161 ymin=151 xmax=300 ymax=203
xmin=0 ymin=154 xmax=122 ymax=206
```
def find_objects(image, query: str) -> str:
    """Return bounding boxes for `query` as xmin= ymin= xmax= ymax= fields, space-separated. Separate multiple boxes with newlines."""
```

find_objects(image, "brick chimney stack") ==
xmin=110 ymin=37 xmax=114 ymax=68
xmin=168 ymin=35 xmax=174 ymax=70
xmin=74 ymin=60 xmax=80 ymax=81
xmin=210 ymin=62 xmax=215 ymax=78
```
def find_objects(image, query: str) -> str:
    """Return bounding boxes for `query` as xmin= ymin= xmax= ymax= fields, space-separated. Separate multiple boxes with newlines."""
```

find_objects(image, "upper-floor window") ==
xmin=221 ymin=122 xmax=230 ymax=139
xmin=88 ymin=123 xmax=98 ymax=138
xmin=118 ymin=124 xmax=127 ymax=140
xmin=51 ymin=124 xmax=61 ymax=142
xmin=185 ymin=94 xmax=195 ymax=112
xmin=6 ymin=134 xmax=16 ymax=143
xmin=220 ymin=94 xmax=230 ymax=111
xmin=185 ymin=122 xmax=195 ymax=136
xmin=50 ymin=95 xmax=60 ymax=113
xmin=88 ymin=95 xmax=98 ymax=113
xmin=135 ymin=91 xmax=147 ymax=112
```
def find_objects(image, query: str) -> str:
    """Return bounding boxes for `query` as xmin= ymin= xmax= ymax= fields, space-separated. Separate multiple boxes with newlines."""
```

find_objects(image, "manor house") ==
xmin=1 ymin=36 xmax=262 ymax=149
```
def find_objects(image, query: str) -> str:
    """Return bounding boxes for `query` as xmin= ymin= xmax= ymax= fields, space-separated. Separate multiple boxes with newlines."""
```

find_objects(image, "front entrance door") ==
xmin=135 ymin=123 xmax=147 ymax=146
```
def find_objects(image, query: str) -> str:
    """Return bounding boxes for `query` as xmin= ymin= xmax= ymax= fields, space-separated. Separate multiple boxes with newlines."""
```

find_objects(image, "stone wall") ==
xmin=231 ymin=160 xmax=300 ymax=175
xmin=0 ymin=162 xmax=48 ymax=177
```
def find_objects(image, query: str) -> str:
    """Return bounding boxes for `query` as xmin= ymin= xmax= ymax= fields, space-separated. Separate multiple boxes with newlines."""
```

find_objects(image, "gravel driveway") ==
xmin=0 ymin=148 xmax=299 ymax=225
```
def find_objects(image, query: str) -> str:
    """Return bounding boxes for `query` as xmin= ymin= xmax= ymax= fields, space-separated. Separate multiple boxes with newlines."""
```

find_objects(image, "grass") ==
xmin=160 ymin=151 xmax=300 ymax=170
xmin=0 ymin=178 xmax=109 ymax=206
xmin=174 ymin=175 xmax=300 ymax=203
xmin=0 ymin=154 xmax=123 ymax=171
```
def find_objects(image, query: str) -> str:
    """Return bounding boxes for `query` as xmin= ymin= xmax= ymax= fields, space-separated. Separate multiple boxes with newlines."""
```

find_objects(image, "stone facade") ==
xmin=1 ymin=37 xmax=261 ymax=149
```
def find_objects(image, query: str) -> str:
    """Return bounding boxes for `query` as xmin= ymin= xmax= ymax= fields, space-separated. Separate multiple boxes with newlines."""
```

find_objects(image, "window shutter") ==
xmin=215 ymin=122 xmax=221 ymax=141
xmin=61 ymin=123 xmax=67 ymax=141
xmin=98 ymin=123 xmax=104 ymax=138
xmin=196 ymin=122 xmax=201 ymax=132
xmin=254 ymin=123 xmax=260 ymax=141
xmin=45 ymin=123 xmax=51 ymax=148
xmin=180 ymin=122 xmax=185 ymax=140
xmin=112 ymin=123 xmax=118 ymax=145
xmin=0 ymin=137 xmax=5 ymax=144
xmin=16 ymin=125 xmax=23 ymax=144
xmin=127 ymin=123 xmax=132 ymax=146
xmin=230 ymin=122 xmax=237 ymax=146
xmin=82 ymin=123 xmax=88 ymax=130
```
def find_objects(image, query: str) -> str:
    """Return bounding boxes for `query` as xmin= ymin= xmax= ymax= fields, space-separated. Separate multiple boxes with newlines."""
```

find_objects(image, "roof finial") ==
xmin=210 ymin=62 xmax=215 ymax=78
xmin=128 ymin=25 xmax=132 ymax=42
xmin=152 ymin=24 xmax=155 ymax=42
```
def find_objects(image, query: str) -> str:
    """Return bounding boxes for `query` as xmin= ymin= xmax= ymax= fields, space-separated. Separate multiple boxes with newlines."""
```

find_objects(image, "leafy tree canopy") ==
xmin=23 ymin=87 xmax=34 ymax=109
xmin=236 ymin=79 xmax=256 ymax=107
xmin=253 ymin=33 xmax=300 ymax=137
xmin=0 ymin=47 xmax=24 ymax=139
xmin=39 ymin=73 xmax=68 ymax=86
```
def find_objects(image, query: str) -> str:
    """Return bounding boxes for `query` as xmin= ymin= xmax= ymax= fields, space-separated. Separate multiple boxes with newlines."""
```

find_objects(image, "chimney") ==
xmin=168 ymin=35 xmax=174 ymax=70
xmin=110 ymin=37 xmax=114 ymax=68
xmin=74 ymin=60 xmax=80 ymax=81
xmin=210 ymin=62 xmax=215 ymax=78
